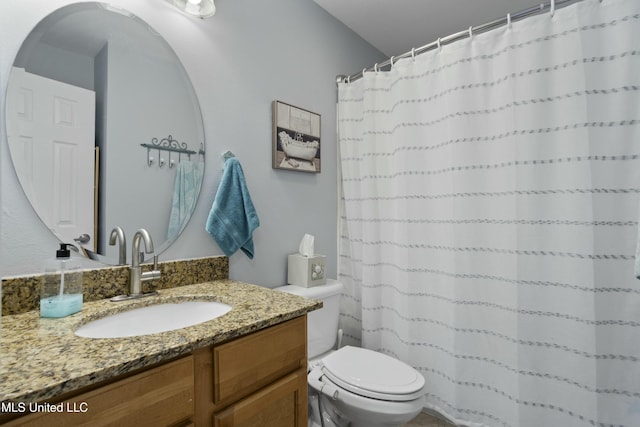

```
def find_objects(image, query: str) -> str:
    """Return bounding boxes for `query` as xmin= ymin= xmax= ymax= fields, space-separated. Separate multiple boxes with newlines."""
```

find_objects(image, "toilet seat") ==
xmin=319 ymin=346 xmax=425 ymax=402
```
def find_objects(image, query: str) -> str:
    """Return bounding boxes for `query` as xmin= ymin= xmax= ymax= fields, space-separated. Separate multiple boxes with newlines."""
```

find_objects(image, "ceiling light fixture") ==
xmin=167 ymin=0 xmax=216 ymax=18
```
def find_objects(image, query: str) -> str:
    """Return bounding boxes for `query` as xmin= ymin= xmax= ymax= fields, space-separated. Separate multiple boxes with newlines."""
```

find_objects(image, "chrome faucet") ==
xmin=111 ymin=228 xmax=161 ymax=301
xmin=108 ymin=226 xmax=127 ymax=265
xmin=130 ymin=229 xmax=154 ymax=295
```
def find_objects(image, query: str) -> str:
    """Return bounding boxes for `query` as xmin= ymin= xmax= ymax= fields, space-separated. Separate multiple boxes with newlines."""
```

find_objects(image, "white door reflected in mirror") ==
xmin=7 ymin=67 xmax=96 ymax=248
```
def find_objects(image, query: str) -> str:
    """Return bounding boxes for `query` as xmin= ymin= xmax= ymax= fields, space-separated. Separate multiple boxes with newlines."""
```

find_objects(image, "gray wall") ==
xmin=101 ymin=38 xmax=202 ymax=258
xmin=14 ymin=41 xmax=95 ymax=90
xmin=0 ymin=0 xmax=384 ymax=287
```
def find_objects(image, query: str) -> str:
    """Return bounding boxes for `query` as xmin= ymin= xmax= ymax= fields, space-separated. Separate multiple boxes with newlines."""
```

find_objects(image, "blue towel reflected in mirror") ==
xmin=168 ymin=160 xmax=204 ymax=240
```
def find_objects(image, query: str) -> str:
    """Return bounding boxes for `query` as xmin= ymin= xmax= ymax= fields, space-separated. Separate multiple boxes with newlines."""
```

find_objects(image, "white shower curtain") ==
xmin=337 ymin=1 xmax=640 ymax=426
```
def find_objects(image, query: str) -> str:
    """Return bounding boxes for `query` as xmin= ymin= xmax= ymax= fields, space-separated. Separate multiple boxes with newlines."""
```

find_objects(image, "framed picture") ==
xmin=272 ymin=100 xmax=321 ymax=173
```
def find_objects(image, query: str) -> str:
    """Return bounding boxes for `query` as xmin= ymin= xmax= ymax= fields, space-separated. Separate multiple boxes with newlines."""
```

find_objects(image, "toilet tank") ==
xmin=275 ymin=279 xmax=344 ymax=359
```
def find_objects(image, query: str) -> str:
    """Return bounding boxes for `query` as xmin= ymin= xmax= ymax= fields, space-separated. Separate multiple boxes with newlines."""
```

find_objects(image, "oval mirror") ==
xmin=5 ymin=3 xmax=205 ymax=265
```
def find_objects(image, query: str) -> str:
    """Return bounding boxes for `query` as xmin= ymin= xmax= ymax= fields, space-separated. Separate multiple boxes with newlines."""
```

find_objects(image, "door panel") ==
xmin=7 ymin=67 xmax=95 ymax=249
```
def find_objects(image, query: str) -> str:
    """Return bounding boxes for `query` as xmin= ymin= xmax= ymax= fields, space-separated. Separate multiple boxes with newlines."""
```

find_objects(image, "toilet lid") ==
xmin=321 ymin=346 xmax=425 ymax=401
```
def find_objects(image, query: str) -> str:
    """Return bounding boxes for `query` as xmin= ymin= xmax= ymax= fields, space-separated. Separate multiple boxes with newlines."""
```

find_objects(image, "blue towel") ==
xmin=206 ymin=157 xmax=260 ymax=258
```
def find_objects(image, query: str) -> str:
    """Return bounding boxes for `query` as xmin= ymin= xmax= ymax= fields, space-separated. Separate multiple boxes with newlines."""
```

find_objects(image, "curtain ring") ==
xmin=374 ymin=63 xmax=379 ymax=73
xmin=346 ymin=75 xmax=351 ymax=84
xmin=390 ymin=56 xmax=395 ymax=67
xmin=468 ymin=26 xmax=473 ymax=38
xmin=506 ymin=13 xmax=512 ymax=28
xmin=411 ymin=47 xmax=416 ymax=62
xmin=437 ymin=37 xmax=442 ymax=51
xmin=550 ymin=0 xmax=555 ymax=17
xmin=362 ymin=68 xmax=366 ymax=77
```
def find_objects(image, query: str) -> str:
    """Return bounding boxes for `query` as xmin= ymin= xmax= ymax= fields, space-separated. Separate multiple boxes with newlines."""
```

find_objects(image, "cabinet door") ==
xmin=213 ymin=316 xmax=306 ymax=410
xmin=213 ymin=368 xmax=307 ymax=427
xmin=5 ymin=356 xmax=195 ymax=427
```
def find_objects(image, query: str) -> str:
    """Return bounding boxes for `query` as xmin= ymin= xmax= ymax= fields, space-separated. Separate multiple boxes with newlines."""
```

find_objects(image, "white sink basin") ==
xmin=75 ymin=301 xmax=232 ymax=338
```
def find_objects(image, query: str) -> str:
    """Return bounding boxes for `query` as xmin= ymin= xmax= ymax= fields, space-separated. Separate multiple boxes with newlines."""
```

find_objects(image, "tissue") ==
xmin=288 ymin=234 xmax=326 ymax=287
xmin=298 ymin=233 xmax=315 ymax=257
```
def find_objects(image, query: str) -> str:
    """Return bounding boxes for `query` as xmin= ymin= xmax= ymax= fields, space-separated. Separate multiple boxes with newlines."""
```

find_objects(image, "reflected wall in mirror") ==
xmin=5 ymin=3 xmax=206 ymax=265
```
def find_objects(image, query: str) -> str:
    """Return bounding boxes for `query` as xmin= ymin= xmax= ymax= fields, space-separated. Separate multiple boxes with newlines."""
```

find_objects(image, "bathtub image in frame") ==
xmin=272 ymin=100 xmax=321 ymax=173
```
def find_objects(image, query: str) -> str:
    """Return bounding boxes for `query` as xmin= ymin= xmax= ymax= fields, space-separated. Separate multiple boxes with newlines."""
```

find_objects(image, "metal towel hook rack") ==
xmin=141 ymin=135 xmax=205 ymax=168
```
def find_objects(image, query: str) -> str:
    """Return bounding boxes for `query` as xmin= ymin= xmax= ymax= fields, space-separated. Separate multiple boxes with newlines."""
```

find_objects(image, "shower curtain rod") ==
xmin=337 ymin=0 xmax=583 ymax=84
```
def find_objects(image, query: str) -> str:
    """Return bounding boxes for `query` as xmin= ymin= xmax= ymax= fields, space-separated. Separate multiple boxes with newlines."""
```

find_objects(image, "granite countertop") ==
xmin=0 ymin=280 xmax=321 ymax=403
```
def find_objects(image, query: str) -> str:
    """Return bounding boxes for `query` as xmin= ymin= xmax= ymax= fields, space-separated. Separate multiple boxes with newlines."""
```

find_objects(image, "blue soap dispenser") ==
xmin=40 ymin=243 xmax=83 ymax=318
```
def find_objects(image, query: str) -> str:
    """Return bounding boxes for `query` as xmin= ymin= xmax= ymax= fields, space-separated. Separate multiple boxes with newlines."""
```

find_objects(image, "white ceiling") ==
xmin=313 ymin=0 xmax=541 ymax=57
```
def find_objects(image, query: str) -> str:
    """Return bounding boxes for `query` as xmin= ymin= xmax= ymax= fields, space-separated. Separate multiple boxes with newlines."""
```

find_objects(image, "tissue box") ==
xmin=287 ymin=254 xmax=326 ymax=287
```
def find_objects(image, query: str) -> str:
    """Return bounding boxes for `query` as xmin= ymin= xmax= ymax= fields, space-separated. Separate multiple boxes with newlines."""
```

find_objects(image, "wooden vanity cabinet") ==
xmin=3 ymin=316 xmax=308 ymax=427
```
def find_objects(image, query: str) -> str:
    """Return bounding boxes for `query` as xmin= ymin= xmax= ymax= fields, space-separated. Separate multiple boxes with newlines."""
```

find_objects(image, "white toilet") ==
xmin=276 ymin=280 xmax=425 ymax=427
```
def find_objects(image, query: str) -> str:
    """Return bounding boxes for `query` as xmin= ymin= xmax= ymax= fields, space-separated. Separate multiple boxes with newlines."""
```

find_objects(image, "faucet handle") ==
xmin=140 ymin=255 xmax=161 ymax=282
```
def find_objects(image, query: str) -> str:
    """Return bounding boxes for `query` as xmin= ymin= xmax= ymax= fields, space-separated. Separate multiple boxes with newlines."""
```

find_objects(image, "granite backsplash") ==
xmin=1 ymin=256 xmax=229 ymax=316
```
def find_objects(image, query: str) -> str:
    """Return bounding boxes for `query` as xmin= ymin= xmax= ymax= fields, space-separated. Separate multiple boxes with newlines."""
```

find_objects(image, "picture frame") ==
xmin=272 ymin=100 xmax=321 ymax=173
